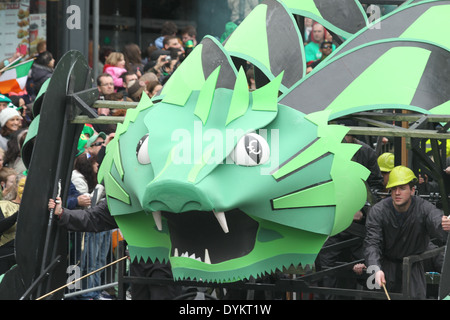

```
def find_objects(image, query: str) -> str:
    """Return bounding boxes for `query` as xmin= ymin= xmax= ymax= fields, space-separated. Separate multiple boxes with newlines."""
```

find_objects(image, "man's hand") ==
xmin=353 ymin=210 xmax=363 ymax=221
xmin=353 ymin=263 xmax=366 ymax=275
xmin=155 ymin=55 xmax=169 ymax=69
xmin=375 ymin=270 xmax=386 ymax=288
xmin=442 ymin=215 xmax=450 ymax=231
xmin=48 ymin=196 xmax=63 ymax=217
xmin=77 ymin=194 xmax=91 ymax=207
xmin=445 ymin=166 xmax=450 ymax=175
xmin=105 ymin=132 xmax=115 ymax=145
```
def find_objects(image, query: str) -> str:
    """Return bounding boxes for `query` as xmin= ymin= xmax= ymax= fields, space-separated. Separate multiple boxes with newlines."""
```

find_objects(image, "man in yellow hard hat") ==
xmin=377 ymin=152 xmax=394 ymax=192
xmin=364 ymin=165 xmax=450 ymax=299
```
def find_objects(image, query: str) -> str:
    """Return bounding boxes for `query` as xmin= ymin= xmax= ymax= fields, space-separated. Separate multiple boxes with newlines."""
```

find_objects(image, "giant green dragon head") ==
xmin=98 ymin=36 xmax=369 ymax=282
xmin=2 ymin=0 xmax=450 ymax=301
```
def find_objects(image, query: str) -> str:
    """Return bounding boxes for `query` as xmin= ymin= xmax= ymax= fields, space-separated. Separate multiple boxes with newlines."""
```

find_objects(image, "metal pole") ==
xmin=136 ymin=0 xmax=142 ymax=48
xmin=47 ymin=0 xmax=61 ymax=60
xmin=93 ymin=0 xmax=100 ymax=79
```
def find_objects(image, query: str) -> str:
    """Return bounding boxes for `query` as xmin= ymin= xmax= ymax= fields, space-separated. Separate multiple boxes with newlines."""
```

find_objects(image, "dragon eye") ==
xmin=230 ymin=133 xmax=270 ymax=166
xmin=136 ymin=134 xmax=151 ymax=164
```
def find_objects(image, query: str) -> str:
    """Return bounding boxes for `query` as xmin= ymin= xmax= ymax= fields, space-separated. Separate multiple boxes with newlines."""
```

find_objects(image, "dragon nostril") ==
xmin=148 ymin=200 xmax=202 ymax=213
xmin=181 ymin=201 xmax=202 ymax=212
xmin=144 ymin=181 xmax=213 ymax=213
xmin=148 ymin=200 xmax=171 ymax=212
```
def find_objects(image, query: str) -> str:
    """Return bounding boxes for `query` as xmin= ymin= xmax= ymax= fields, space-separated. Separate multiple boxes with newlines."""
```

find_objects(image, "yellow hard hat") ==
xmin=377 ymin=152 xmax=394 ymax=172
xmin=386 ymin=165 xmax=417 ymax=189
xmin=425 ymin=139 xmax=450 ymax=158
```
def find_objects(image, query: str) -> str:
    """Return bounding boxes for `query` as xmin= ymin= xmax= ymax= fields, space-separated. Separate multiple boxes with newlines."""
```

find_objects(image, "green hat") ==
xmin=0 ymin=94 xmax=11 ymax=103
xmin=76 ymin=133 xmax=89 ymax=156
xmin=86 ymin=132 xmax=106 ymax=148
xmin=82 ymin=124 xmax=94 ymax=138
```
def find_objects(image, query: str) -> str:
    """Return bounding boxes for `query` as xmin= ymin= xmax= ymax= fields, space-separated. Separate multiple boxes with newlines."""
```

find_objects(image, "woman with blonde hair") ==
xmin=103 ymin=52 xmax=127 ymax=90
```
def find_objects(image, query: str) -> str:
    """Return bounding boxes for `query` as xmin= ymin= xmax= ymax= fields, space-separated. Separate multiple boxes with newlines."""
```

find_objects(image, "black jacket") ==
xmin=30 ymin=64 xmax=53 ymax=95
xmin=364 ymin=196 xmax=446 ymax=298
xmin=352 ymin=139 xmax=384 ymax=191
xmin=58 ymin=199 xmax=117 ymax=232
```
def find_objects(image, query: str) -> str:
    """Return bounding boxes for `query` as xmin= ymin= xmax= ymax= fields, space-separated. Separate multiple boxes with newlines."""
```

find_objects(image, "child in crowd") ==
xmin=103 ymin=52 xmax=127 ymax=91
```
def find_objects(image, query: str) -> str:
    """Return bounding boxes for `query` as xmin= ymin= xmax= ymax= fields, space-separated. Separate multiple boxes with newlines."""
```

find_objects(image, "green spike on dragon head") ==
xmin=98 ymin=36 xmax=369 ymax=282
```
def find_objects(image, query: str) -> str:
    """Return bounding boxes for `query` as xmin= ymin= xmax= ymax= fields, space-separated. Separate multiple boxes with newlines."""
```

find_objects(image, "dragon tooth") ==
xmin=185 ymin=253 xmax=202 ymax=261
xmin=174 ymin=248 xmax=179 ymax=257
xmin=204 ymin=249 xmax=211 ymax=264
xmin=213 ymin=211 xmax=229 ymax=233
xmin=152 ymin=211 xmax=162 ymax=231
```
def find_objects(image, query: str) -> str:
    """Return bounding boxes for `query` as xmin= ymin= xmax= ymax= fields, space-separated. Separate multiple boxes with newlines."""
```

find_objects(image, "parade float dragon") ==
xmin=0 ymin=0 xmax=450 ymax=299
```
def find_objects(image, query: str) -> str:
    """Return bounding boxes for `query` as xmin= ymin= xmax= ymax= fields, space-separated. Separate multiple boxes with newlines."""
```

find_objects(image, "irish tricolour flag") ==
xmin=0 ymin=59 xmax=34 ymax=94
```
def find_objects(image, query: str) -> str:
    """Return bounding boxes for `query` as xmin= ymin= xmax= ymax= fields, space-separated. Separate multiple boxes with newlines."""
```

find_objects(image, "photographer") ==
xmin=145 ymin=48 xmax=183 ymax=84
xmin=144 ymin=54 xmax=169 ymax=81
